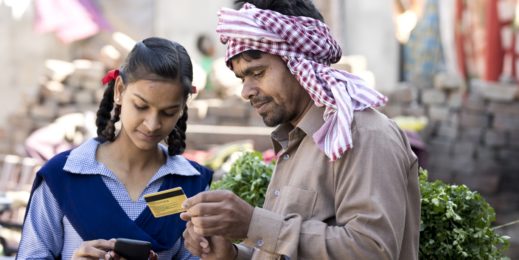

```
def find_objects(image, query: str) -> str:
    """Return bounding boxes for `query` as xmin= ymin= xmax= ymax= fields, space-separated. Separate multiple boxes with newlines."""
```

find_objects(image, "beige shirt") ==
xmin=235 ymin=106 xmax=420 ymax=260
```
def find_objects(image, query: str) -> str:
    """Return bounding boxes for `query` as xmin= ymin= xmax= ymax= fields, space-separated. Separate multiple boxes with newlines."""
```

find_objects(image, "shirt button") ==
xmin=274 ymin=189 xmax=280 ymax=197
xmin=283 ymin=154 xmax=290 ymax=160
xmin=256 ymin=239 xmax=264 ymax=247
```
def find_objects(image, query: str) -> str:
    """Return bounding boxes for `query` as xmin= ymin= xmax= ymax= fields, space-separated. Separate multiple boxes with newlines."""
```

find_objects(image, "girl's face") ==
xmin=114 ymin=77 xmax=185 ymax=151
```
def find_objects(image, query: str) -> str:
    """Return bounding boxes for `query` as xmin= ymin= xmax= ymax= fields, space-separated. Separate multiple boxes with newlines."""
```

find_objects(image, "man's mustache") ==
xmin=250 ymin=96 xmax=273 ymax=107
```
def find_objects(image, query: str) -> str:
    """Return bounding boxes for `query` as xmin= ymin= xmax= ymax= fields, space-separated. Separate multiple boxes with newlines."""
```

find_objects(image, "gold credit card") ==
xmin=144 ymin=187 xmax=187 ymax=218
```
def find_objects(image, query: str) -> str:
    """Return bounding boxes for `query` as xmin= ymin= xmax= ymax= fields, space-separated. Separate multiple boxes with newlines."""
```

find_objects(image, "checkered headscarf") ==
xmin=217 ymin=3 xmax=387 ymax=161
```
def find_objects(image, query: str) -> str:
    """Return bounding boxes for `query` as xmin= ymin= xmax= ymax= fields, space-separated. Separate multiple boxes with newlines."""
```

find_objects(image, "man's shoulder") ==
xmin=350 ymin=108 xmax=415 ymax=161
xmin=352 ymin=108 xmax=394 ymax=132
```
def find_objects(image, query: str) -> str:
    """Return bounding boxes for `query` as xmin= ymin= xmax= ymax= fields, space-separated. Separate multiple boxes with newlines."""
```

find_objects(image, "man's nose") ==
xmin=241 ymin=79 xmax=258 ymax=100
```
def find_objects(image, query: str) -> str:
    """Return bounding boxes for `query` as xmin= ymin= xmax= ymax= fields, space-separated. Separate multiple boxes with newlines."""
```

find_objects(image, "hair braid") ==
xmin=96 ymin=78 xmax=123 ymax=142
xmin=95 ymin=81 xmax=116 ymax=141
xmin=167 ymin=106 xmax=188 ymax=156
xmin=101 ymin=104 xmax=121 ymax=141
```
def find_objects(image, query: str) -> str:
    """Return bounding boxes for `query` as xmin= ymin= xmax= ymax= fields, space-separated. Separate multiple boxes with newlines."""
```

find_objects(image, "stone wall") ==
xmin=380 ymin=75 xmax=519 ymax=258
xmin=1 ymin=59 xmax=105 ymax=156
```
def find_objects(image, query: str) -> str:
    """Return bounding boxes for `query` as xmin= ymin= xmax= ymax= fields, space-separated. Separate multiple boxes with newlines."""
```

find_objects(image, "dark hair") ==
xmin=231 ymin=0 xmax=324 ymax=63
xmin=96 ymin=37 xmax=193 ymax=156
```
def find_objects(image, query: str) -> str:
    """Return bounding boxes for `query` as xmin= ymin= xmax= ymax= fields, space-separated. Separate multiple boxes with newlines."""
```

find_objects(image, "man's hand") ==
xmin=183 ymin=221 xmax=237 ymax=259
xmin=71 ymin=239 xmax=116 ymax=259
xmin=180 ymin=190 xmax=254 ymax=239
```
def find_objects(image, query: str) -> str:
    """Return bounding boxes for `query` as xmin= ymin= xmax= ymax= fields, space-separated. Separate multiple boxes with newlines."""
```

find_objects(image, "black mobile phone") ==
xmin=114 ymin=238 xmax=152 ymax=260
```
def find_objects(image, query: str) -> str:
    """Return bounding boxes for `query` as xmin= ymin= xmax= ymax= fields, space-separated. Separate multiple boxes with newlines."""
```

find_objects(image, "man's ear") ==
xmin=114 ymin=76 xmax=124 ymax=105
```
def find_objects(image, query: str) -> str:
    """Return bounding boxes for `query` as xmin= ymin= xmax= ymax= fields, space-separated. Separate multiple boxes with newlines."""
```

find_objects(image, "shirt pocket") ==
xmin=278 ymin=186 xmax=317 ymax=219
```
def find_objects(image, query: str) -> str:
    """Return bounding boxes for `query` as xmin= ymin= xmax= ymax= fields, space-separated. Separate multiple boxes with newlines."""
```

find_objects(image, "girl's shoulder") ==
xmin=185 ymin=158 xmax=213 ymax=186
xmin=39 ymin=150 xmax=73 ymax=175
xmin=186 ymin=159 xmax=212 ymax=174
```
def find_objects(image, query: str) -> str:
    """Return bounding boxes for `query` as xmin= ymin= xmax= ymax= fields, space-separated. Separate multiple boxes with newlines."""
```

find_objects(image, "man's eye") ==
xmin=253 ymin=71 xmax=264 ymax=78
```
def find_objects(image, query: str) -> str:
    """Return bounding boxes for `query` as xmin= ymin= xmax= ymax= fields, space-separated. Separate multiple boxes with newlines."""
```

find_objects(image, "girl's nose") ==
xmin=144 ymin=115 xmax=161 ymax=132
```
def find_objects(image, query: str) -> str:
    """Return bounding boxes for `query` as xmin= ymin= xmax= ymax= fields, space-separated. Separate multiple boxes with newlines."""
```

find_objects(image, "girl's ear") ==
xmin=114 ymin=76 xmax=125 ymax=105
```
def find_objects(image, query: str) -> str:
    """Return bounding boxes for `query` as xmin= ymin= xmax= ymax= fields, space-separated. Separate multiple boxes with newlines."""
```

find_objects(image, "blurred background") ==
xmin=0 ymin=0 xmax=518 ymax=258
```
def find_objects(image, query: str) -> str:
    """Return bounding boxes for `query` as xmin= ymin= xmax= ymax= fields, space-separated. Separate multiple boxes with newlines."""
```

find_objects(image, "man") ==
xmin=180 ymin=0 xmax=420 ymax=259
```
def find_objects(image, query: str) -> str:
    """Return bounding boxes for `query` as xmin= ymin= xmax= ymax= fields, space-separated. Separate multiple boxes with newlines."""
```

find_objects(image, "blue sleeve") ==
xmin=17 ymin=180 xmax=64 ymax=259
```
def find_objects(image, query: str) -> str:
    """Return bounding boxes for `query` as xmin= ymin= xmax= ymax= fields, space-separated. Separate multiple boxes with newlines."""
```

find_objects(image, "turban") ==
xmin=217 ymin=3 xmax=387 ymax=161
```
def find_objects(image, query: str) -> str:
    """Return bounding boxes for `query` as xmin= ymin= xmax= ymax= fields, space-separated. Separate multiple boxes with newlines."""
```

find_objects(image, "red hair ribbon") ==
xmin=191 ymin=86 xmax=197 ymax=94
xmin=101 ymin=69 xmax=119 ymax=85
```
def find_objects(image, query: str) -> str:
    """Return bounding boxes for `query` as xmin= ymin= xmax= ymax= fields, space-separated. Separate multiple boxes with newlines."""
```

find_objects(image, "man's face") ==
xmin=231 ymin=53 xmax=310 ymax=127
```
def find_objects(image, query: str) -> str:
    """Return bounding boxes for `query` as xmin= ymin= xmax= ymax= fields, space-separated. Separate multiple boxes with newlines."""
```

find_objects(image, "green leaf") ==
xmin=211 ymin=152 xmax=274 ymax=207
xmin=418 ymin=168 xmax=510 ymax=258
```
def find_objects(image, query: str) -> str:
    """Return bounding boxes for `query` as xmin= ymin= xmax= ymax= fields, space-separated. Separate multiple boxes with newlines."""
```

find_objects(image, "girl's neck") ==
xmin=99 ymin=134 xmax=165 ymax=175
xmin=97 ymin=135 xmax=165 ymax=201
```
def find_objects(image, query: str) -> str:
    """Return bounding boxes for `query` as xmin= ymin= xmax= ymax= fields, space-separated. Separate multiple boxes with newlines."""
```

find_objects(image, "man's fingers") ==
xmin=184 ymin=234 xmax=203 ymax=256
xmin=191 ymin=214 xmax=225 ymax=230
xmin=193 ymin=225 xmax=222 ymax=237
xmin=185 ymin=201 xmax=222 ymax=218
xmin=180 ymin=212 xmax=191 ymax=221
xmin=200 ymin=237 xmax=209 ymax=248
xmin=183 ymin=221 xmax=210 ymax=256
xmin=183 ymin=190 xmax=236 ymax=209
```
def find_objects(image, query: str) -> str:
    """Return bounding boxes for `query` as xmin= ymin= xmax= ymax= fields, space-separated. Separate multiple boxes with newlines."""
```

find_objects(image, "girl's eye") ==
xmin=134 ymin=104 xmax=147 ymax=110
xmin=162 ymin=111 xmax=177 ymax=117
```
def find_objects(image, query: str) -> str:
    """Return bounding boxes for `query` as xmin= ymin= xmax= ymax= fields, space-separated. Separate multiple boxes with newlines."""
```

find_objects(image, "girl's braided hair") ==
xmin=96 ymin=37 xmax=193 ymax=156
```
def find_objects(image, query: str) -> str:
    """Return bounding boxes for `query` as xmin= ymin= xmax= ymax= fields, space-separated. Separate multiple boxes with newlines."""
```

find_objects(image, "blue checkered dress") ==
xmin=17 ymin=138 xmax=201 ymax=259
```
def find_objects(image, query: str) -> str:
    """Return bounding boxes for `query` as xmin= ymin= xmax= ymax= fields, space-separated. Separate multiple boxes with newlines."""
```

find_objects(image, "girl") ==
xmin=17 ymin=37 xmax=212 ymax=259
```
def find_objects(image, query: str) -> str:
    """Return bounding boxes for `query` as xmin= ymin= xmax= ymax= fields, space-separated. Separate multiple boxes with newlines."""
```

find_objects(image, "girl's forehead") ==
xmin=125 ymin=79 xmax=183 ymax=97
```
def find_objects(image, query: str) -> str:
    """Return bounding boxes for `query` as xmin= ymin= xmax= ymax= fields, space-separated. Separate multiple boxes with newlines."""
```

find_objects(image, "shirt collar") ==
xmin=271 ymin=105 xmax=325 ymax=153
xmin=63 ymin=138 xmax=200 ymax=181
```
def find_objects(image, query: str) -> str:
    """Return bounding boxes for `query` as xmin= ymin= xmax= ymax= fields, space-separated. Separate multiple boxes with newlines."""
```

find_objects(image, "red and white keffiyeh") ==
xmin=217 ymin=3 xmax=387 ymax=161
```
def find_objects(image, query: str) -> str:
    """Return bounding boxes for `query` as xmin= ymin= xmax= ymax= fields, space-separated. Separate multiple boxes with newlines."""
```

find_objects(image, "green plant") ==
xmin=211 ymin=151 xmax=274 ymax=207
xmin=419 ymin=168 xmax=510 ymax=259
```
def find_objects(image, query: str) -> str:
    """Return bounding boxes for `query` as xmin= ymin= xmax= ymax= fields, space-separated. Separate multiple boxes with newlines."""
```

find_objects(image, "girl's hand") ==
xmin=71 ymin=239 xmax=116 ymax=260
xmin=149 ymin=250 xmax=158 ymax=260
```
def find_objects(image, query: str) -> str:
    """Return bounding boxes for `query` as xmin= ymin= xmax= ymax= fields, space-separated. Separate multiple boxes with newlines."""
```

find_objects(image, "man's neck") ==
xmin=290 ymin=99 xmax=314 ymax=127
